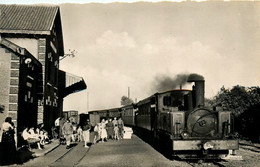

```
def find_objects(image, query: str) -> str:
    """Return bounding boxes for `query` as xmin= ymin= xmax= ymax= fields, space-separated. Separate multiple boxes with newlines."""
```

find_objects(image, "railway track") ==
xmin=21 ymin=142 xmax=90 ymax=167
xmin=239 ymin=142 xmax=260 ymax=153
xmin=48 ymin=143 xmax=90 ymax=167
xmin=186 ymin=160 xmax=228 ymax=167
xmin=185 ymin=141 xmax=260 ymax=167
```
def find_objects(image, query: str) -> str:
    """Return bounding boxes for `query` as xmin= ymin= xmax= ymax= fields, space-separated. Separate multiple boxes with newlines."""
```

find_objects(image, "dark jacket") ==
xmin=82 ymin=123 xmax=91 ymax=131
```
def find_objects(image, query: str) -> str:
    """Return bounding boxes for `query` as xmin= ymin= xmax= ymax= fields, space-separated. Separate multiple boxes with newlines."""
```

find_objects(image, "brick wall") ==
xmin=37 ymin=38 xmax=46 ymax=124
xmin=0 ymin=46 xmax=11 ymax=130
xmin=0 ymin=46 xmax=20 ymax=140
xmin=9 ymin=52 xmax=20 ymax=127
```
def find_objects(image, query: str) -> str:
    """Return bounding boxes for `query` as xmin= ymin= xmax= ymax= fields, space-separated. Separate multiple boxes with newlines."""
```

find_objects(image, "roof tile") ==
xmin=0 ymin=5 xmax=58 ymax=32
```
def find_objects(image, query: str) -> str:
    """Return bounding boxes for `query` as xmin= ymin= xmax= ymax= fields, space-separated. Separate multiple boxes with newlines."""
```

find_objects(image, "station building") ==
xmin=0 ymin=5 xmax=86 ymax=142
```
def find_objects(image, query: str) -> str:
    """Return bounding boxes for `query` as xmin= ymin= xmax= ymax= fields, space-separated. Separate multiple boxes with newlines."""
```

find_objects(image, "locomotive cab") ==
xmin=157 ymin=89 xmax=192 ymax=137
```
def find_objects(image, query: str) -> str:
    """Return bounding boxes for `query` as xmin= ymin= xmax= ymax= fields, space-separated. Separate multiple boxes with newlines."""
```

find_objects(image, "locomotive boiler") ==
xmin=134 ymin=76 xmax=238 ymax=159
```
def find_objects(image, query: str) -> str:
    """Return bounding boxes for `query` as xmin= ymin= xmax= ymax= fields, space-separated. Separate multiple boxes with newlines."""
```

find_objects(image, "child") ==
xmin=39 ymin=130 xmax=45 ymax=145
xmin=72 ymin=122 xmax=77 ymax=142
xmin=77 ymin=126 xmax=83 ymax=142
xmin=114 ymin=124 xmax=119 ymax=140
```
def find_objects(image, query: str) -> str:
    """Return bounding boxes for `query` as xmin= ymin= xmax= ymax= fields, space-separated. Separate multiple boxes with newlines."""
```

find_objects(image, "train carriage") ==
xmin=63 ymin=110 xmax=79 ymax=124
xmin=88 ymin=107 xmax=121 ymax=124
xmin=108 ymin=108 xmax=121 ymax=119
xmin=135 ymin=97 xmax=153 ymax=131
xmin=121 ymin=104 xmax=136 ymax=127
xmin=88 ymin=109 xmax=108 ymax=120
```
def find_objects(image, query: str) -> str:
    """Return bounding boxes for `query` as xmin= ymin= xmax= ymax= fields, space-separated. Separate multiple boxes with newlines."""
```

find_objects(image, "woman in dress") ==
xmin=100 ymin=119 xmax=107 ymax=142
xmin=1 ymin=117 xmax=16 ymax=165
xmin=82 ymin=119 xmax=91 ymax=148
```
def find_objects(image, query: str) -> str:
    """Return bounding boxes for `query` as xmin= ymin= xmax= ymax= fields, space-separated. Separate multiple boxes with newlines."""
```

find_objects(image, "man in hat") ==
xmin=82 ymin=119 xmax=91 ymax=148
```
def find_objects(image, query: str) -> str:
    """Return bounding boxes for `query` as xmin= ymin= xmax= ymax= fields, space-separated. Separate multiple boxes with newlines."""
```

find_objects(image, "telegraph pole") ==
xmin=128 ymin=87 xmax=130 ymax=98
xmin=87 ymin=92 xmax=89 ymax=114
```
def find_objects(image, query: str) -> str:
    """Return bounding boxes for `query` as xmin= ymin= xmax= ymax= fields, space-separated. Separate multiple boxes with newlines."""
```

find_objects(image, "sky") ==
xmin=2 ymin=1 xmax=260 ymax=113
xmin=0 ymin=0 xmax=194 ymax=4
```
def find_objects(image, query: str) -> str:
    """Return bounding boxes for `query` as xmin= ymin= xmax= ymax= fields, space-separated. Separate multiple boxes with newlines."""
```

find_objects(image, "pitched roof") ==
xmin=0 ymin=5 xmax=59 ymax=34
xmin=0 ymin=4 xmax=64 ymax=56
xmin=0 ymin=37 xmax=42 ymax=67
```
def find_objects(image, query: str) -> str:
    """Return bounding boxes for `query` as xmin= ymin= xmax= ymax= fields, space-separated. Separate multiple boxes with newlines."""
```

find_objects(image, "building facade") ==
xmin=0 ymin=37 xmax=42 ymax=142
xmin=0 ymin=5 xmax=86 ymax=138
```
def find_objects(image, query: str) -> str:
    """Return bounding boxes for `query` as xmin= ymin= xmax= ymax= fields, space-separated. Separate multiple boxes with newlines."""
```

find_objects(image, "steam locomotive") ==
xmin=89 ymin=75 xmax=239 ymax=159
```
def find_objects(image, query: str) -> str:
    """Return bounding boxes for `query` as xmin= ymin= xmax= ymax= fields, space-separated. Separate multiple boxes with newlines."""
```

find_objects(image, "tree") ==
xmin=121 ymin=96 xmax=134 ymax=106
xmin=212 ymin=85 xmax=260 ymax=142
xmin=212 ymin=85 xmax=260 ymax=116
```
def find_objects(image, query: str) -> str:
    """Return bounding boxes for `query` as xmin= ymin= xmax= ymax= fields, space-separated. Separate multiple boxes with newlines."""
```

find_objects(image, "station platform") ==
xmin=76 ymin=134 xmax=190 ymax=167
xmin=14 ymin=133 xmax=191 ymax=167
xmin=15 ymin=139 xmax=60 ymax=164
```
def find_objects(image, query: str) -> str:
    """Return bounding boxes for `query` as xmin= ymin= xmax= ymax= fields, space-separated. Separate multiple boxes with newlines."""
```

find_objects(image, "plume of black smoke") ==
xmin=151 ymin=73 xmax=204 ymax=93
xmin=187 ymin=73 xmax=204 ymax=82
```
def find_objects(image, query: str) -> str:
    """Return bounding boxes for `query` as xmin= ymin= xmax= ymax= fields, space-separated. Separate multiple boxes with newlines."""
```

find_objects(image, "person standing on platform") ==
xmin=77 ymin=125 xmax=83 ymax=142
xmin=59 ymin=116 xmax=65 ymax=139
xmin=54 ymin=117 xmax=60 ymax=139
xmin=112 ymin=117 xmax=118 ymax=127
xmin=100 ymin=119 xmax=107 ymax=142
xmin=1 ymin=117 xmax=16 ymax=165
xmin=62 ymin=119 xmax=73 ymax=149
xmin=114 ymin=124 xmax=119 ymax=140
xmin=106 ymin=119 xmax=114 ymax=140
xmin=71 ymin=122 xmax=77 ymax=142
xmin=118 ymin=117 xmax=124 ymax=139
xmin=93 ymin=123 xmax=100 ymax=144
xmin=82 ymin=119 xmax=91 ymax=148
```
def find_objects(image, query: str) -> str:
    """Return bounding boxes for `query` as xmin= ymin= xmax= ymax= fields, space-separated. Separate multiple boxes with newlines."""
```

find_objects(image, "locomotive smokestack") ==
xmin=187 ymin=74 xmax=205 ymax=108
xmin=194 ymin=80 xmax=205 ymax=107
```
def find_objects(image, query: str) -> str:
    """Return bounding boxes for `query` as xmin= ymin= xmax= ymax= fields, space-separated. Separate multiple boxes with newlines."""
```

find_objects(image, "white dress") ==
xmin=100 ymin=122 xmax=107 ymax=139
